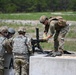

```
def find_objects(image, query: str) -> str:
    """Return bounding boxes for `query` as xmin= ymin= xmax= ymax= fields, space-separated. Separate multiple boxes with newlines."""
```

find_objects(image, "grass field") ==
xmin=0 ymin=12 xmax=76 ymax=21
xmin=66 ymin=25 xmax=76 ymax=38
xmin=0 ymin=12 xmax=76 ymax=52
xmin=40 ymin=41 xmax=76 ymax=52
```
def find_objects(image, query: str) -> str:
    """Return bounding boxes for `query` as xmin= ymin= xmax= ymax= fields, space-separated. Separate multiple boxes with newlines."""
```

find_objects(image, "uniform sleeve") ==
xmin=26 ymin=37 xmax=32 ymax=52
xmin=49 ymin=21 xmax=55 ymax=35
xmin=44 ymin=25 xmax=49 ymax=33
xmin=3 ymin=39 xmax=13 ymax=53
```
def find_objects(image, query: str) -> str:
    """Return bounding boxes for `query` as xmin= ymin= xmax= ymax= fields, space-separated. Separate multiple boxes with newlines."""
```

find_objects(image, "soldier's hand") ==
xmin=43 ymin=33 xmax=47 ymax=40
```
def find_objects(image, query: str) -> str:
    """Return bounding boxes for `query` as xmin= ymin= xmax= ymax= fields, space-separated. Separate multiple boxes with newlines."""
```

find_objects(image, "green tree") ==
xmin=29 ymin=0 xmax=47 ymax=12
xmin=0 ymin=0 xmax=76 ymax=13
xmin=70 ymin=0 xmax=76 ymax=11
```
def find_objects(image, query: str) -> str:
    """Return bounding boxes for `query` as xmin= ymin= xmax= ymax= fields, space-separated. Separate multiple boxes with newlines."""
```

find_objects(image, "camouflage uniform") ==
xmin=40 ymin=15 xmax=69 ymax=53
xmin=4 ymin=28 xmax=15 ymax=53
xmin=49 ymin=19 xmax=69 ymax=52
xmin=13 ymin=27 xmax=31 ymax=75
xmin=4 ymin=28 xmax=15 ymax=75
xmin=0 ymin=36 xmax=6 ymax=75
xmin=4 ymin=38 xmax=13 ymax=54
xmin=0 ymin=26 xmax=8 ymax=75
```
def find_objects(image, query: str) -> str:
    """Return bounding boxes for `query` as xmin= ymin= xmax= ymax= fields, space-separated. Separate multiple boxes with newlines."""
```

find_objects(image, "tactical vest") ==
xmin=13 ymin=35 xmax=28 ymax=54
xmin=0 ymin=37 xmax=6 ymax=56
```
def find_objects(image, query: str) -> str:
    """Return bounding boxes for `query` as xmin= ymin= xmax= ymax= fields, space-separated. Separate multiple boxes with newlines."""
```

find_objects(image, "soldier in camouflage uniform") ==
xmin=13 ymin=27 xmax=32 ymax=75
xmin=39 ymin=15 xmax=69 ymax=56
xmin=4 ymin=28 xmax=15 ymax=53
xmin=0 ymin=26 xmax=8 ymax=75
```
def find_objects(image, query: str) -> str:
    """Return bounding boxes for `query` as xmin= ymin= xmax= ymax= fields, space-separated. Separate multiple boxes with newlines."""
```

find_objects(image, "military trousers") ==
xmin=14 ymin=54 xmax=29 ymax=75
xmin=54 ymin=25 xmax=69 ymax=52
xmin=0 ymin=57 xmax=4 ymax=75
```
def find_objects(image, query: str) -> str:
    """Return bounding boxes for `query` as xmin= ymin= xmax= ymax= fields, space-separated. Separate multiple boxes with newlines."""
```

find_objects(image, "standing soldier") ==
xmin=39 ymin=15 xmax=69 ymax=56
xmin=0 ymin=26 xmax=8 ymax=75
xmin=13 ymin=27 xmax=32 ymax=75
xmin=4 ymin=28 xmax=15 ymax=53
xmin=4 ymin=28 xmax=15 ymax=75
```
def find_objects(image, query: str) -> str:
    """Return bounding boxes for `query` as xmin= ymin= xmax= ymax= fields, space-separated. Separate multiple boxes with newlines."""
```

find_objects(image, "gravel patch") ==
xmin=0 ymin=19 xmax=76 ymax=26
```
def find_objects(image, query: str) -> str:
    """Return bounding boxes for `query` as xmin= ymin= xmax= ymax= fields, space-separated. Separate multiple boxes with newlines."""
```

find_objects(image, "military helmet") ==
xmin=0 ymin=26 xmax=8 ymax=37
xmin=18 ymin=27 xmax=26 ymax=33
xmin=39 ymin=15 xmax=48 ymax=23
xmin=0 ymin=26 xmax=8 ymax=33
xmin=8 ymin=28 xmax=15 ymax=34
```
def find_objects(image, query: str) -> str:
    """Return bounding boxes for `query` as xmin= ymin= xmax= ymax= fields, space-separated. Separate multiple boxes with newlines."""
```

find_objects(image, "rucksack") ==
xmin=49 ymin=16 xmax=63 ymax=20
xmin=49 ymin=16 xmax=66 ymax=26
xmin=13 ymin=35 xmax=28 ymax=54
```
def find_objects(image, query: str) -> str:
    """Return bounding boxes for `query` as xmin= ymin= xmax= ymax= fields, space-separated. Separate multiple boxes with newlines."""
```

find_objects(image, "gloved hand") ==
xmin=43 ymin=33 xmax=47 ymax=40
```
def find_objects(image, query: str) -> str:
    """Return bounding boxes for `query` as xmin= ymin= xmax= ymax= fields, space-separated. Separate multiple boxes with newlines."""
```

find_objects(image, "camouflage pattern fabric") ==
xmin=0 ymin=37 xmax=6 ymax=56
xmin=14 ymin=55 xmax=29 ymax=75
xmin=58 ymin=24 xmax=69 ymax=51
xmin=0 ymin=36 xmax=6 ymax=75
xmin=54 ymin=25 xmax=69 ymax=52
xmin=13 ymin=35 xmax=28 ymax=54
xmin=49 ymin=20 xmax=69 ymax=52
xmin=0 ymin=58 xmax=4 ymax=75
xmin=3 ymin=38 xmax=13 ymax=53
xmin=13 ymin=35 xmax=30 ymax=75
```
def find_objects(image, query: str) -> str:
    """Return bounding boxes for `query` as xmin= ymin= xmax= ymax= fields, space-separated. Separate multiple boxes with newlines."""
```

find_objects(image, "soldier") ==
xmin=4 ymin=28 xmax=15 ymax=75
xmin=39 ymin=15 xmax=69 ymax=56
xmin=0 ymin=26 xmax=8 ymax=75
xmin=4 ymin=28 xmax=15 ymax=53
xmin=13 ymin=27 xmax=32 ymax=75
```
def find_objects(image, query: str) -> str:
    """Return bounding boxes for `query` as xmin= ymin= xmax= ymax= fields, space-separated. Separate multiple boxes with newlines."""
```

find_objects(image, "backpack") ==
xmin=13 ymin=35 xmax=28 ymax=54
xmin=49 ymin=16 xmax=66 ymax=26
xmin=0 ymin=37 xmax=6 ymax=56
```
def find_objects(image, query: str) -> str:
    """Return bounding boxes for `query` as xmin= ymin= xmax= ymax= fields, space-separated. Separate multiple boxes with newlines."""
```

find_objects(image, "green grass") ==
xmin=66 ymin=25 xmax=76 ymax=38
xmin=0 ymin=12 xmax=76 ymax=21
xmin=40 ymin=42 xmax=54 ymax=50
xmin=40 ymin=41 xmax=76 ymax=52
xmin=64 ymin=41 xmax=76 ymax=51
xmin=66 ymin=30 xmax=76 ymax=38
xmin=0 ymin=12 xmax=51 ymax=20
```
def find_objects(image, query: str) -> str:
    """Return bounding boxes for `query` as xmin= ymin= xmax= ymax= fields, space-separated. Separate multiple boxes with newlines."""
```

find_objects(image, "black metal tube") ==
xmin=36 ymin=28 xmax=39 ymax=40
xmin=36 ymin=28 xmax=39 ymax=48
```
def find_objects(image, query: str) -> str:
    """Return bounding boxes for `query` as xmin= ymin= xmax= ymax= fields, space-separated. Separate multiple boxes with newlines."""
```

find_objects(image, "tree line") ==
xmin=0 ymin=0 xmax=76 ymax=13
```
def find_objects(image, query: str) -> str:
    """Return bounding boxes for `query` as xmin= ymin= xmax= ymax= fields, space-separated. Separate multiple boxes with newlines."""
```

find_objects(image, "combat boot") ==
xmin=45 ymin=51 xmax=53 ymax=57
xmin=58 ymin=48 xmax=64 ymax=54
xmin=50 ymin=51 xmax=62 ymax=57
xmin=59 ymin=48 xmax=73 ymax=54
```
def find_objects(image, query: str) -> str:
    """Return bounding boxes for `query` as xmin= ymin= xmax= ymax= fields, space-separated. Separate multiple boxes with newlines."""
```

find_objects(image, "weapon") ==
xmin=31 ymin=28 xmax=47 ymax=54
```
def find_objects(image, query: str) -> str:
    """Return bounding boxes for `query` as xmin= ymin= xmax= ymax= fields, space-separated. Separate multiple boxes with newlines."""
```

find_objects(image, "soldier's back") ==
xmin=13 ymin=35 xmax=28 ymax=54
